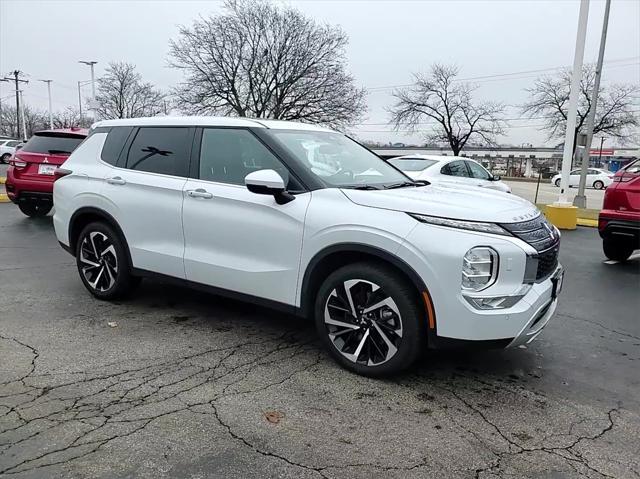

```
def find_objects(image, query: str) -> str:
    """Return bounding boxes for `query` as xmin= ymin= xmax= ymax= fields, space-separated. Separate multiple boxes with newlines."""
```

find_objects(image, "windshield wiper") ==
xmin=343 ymin=185 xmax=380 ymax=190
xmin=384 ymin=181 xmax=421 ymax=189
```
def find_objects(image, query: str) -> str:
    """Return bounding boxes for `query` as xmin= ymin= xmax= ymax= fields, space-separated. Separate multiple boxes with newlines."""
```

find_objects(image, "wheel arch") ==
xmin=69 ymin=207 xmax=133 ymax=266
xmin=299 ymin=243 xmax=430 ymax=320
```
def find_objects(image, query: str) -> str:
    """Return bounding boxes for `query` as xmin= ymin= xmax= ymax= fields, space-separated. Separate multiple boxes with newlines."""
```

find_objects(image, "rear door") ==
xmin=102 ymin=126 xmax=194 ymax=278
xmin=182 ymin=127 xmax=309 ymax=305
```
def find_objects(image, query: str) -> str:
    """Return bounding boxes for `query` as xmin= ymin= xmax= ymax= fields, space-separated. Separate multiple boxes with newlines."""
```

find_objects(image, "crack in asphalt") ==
xmin=558 ymin=312 xmax=640 ymax=343
xmin=0 ymin=331 xmax=636 ymax=478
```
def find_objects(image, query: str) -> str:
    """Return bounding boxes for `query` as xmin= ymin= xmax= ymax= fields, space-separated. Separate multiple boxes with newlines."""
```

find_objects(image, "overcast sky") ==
xmin=1 ymin=0 xmax=639 ymax=146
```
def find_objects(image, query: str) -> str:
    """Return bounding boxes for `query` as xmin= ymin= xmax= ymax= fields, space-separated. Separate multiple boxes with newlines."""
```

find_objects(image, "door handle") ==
xmin=187 ymin=188 xmax=213 ymax=199
xmin=107 ymin=176 xmax=126 ymax=185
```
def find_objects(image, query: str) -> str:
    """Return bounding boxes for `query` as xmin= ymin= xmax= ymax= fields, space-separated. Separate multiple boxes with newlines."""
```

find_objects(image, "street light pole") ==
xmin=556 ymin=0 xmax=590 ymax=206
xmin=574 ymin=0 xmax=611 ymax=208
xmin=18 ymin=90 xmax=27 ymax=140
xmin=77 ymin=81 xmax=83 ymax=121
xmin=39 ymin=80 xmax=53 ymax=129
xmin=79 ymin=61 xmax=97 ymax=116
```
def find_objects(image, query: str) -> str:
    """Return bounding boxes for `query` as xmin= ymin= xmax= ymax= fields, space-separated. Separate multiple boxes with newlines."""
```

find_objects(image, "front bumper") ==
xmin=398 ymin=222 xmax=562 ymax=347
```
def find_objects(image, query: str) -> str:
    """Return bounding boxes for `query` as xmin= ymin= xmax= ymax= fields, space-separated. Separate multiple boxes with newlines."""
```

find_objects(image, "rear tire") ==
xmin=314 ymin=262 xmax=424 ymax=377
xmin=18 ymin=202 xmax=52 ymax=217
xmin=603 ymin=237 xmax=634 ymax=262
xmin=593 ymin=180 xmax=605 ymax=190
xmin=1 ymin=153 xmax=10 ymax=164
xmin=76 ymin=222 xmax=137 ymax=300
xmin=554 ymin=178 xmax=561 ymax=187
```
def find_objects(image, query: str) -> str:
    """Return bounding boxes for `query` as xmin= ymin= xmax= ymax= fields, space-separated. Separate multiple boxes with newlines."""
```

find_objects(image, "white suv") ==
xmin=53 ymin=117 xmax=563 ymax=376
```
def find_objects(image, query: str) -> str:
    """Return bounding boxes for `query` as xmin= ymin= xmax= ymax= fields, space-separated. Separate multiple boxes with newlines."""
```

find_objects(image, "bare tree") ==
xmin=168 ymin=0 xmax=366 ymax=128
xmin=389 ymin=64 xmax=505 ymax=155
xmin=522 ymin=65 xmax=639 ymax=150
xmin=95 ymin=62 xmax=165 ymax=119
xmin=0 ymin=104 xmax=49 ymax=138
xmin=53 ymin=107 xmax=92 ymax=129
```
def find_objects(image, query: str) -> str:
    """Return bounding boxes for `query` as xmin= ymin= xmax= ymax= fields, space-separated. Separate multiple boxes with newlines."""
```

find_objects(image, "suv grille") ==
xmin=535 ymin=245 xmax=559 ymax=280
xmin=500 ymin=214 xmax=560 ymax=282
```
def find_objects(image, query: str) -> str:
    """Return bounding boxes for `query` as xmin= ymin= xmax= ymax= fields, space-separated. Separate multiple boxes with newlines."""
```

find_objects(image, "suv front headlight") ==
xmin=462 ymin=247 xmax=498 ymax=291
xmin=408 ymin=213 xmax=510 ymax=236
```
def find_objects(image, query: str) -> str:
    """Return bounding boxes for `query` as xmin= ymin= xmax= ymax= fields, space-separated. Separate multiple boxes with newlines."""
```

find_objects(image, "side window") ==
xmin=587 ymin=169 xmax=599 ymax=175
xmin=570 ymin=169 xmax=579 ymax=175
xmin=125 ymin=127 xmax=191 ymax=177
xmin=101 ymin=127 xmax=133 ymax=166
xmin=199 ymin=128 xmax=291 ymax=187
xmin=441 ymin=160 xmax=470 ymax=177
xmin=466 ymin=161 xmax=491 ymax=180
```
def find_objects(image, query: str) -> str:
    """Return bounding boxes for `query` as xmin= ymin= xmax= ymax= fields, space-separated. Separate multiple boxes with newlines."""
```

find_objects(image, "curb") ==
xmin=576 ymin=218 xmax=598 ymax=227
xmin=0 ymin=177 xmax=8 ymax=203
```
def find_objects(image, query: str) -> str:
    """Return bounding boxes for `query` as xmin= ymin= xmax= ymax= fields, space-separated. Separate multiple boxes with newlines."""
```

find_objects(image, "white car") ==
xmin=0 ymin=139 xmax=21 ymax=163
xmin=53 ymin=117 xmax=562 ymax=376
xmin=387 ymin=155 xmax=512 ymax=193
xmin=551 ymin=168 xmax=613 ymax=190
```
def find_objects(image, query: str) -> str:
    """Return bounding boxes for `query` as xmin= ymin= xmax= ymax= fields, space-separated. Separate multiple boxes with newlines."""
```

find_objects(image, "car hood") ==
xmin=340 ymin=183 xmax=539 ymax=223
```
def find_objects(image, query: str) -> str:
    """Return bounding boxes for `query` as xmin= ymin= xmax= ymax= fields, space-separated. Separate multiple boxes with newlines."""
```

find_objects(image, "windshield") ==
xmin=388 ymin=158 xmax=437 ymax=172
xmin=270 ymin=130 xmax=409 ymax=187
xmin=22 ymin=134 xmax=85 ymax=155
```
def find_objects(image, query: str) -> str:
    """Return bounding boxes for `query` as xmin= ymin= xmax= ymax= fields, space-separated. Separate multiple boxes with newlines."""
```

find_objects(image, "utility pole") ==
xmin=39 ymin=80 xmax=53 ymax=129
xmin=2 ymin=71 xmax=28 ymax=139
xmin=18 ymin=90 xmax=27 ymax=140
xmin=556 ymin=0 xmax=590 ymax=206
xmin=574 ymin=0 xmax=611 ymax=208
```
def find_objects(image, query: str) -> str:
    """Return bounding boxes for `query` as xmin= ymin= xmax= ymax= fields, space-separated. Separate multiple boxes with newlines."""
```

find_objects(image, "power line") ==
xmin=366 ymin=57 xmax=640 ymax=92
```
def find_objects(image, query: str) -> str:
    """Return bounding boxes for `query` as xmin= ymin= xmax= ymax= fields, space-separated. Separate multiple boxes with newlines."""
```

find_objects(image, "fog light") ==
xmin=462 ymin=247 xmax=498 ymax=291
xmin=463 ymin=284 xmax=531 ymax=310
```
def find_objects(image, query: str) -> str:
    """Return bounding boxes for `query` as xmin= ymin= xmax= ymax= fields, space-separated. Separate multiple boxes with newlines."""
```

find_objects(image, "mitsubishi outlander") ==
xmin=53 ymin=117 xmax=563 ymax=376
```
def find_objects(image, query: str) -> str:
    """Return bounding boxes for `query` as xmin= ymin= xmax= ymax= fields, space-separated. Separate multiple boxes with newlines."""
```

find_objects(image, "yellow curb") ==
xmin=0 ymin=193 xmax=9 ymax=203
xmin=0 ymin=177 xmax=5 ymax=184
xmin=577 ymin=218 xmax=598 ymax=227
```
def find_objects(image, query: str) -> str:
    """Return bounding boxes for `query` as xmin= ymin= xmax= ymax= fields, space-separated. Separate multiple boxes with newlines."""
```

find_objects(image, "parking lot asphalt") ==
xmin=505 ymin=180 xmax=606 ymax=210
xmin=1 ymin=204 xmax=639 ymax=479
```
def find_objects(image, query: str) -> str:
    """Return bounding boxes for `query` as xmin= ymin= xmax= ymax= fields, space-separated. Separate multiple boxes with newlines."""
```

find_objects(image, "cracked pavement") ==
xmin=1 ymin=205 xmax=639 ymax=478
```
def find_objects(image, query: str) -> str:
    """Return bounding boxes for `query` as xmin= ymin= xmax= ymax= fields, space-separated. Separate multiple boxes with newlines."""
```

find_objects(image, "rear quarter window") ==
xmin=101 ymin=127 xmax=133 ymax=166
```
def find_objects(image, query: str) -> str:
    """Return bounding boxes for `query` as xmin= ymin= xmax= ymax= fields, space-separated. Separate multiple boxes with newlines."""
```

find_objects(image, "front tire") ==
xmin=603 ymin=237 xmax=634 ymax=262
xmin=18 ymin=202 xmax=52 ymax=217
xmin=314 ymin=262 xmax=424 ymax=377
xmin=554 ymin=178 xmax=561 ymax=187
xmin=593 ymin=180 xmax=605 ymax=190
xmin=76 ymin=222 xmax=137 ymax=300
xmin=1 ymin=153 xmax=10 ymax=164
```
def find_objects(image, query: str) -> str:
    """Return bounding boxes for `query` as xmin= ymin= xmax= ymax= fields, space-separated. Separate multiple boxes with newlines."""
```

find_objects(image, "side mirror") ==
xmin=245 ymin=169 xmax=295 ymax=205
xmin=492 ymin=175 xmax=501 ymax=181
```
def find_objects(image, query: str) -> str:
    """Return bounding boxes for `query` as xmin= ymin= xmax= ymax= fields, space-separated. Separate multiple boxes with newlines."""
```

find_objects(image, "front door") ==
xmin=182 ymin=127 xmax=310 ymax=306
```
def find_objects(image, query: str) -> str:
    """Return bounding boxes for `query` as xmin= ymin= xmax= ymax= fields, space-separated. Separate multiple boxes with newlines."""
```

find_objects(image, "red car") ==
xmin=599 ymin=159 xmax=640 ymax=261
xmin=5 ymin=128 xmax=88 ymax=217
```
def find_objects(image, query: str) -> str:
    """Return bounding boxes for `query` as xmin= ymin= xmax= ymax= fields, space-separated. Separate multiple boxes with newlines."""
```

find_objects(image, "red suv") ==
xmin=5 ymin=128 xmax=87 ymax=217
xmin=599 ymin=159 xmax=640 ymax=261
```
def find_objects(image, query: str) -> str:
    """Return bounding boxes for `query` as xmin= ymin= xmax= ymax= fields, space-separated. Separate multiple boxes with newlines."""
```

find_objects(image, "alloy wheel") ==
xmin=324 ymin=279 xmax=403 ymax=366
xmin=79 ymin=231 xmax=118 ymax=292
